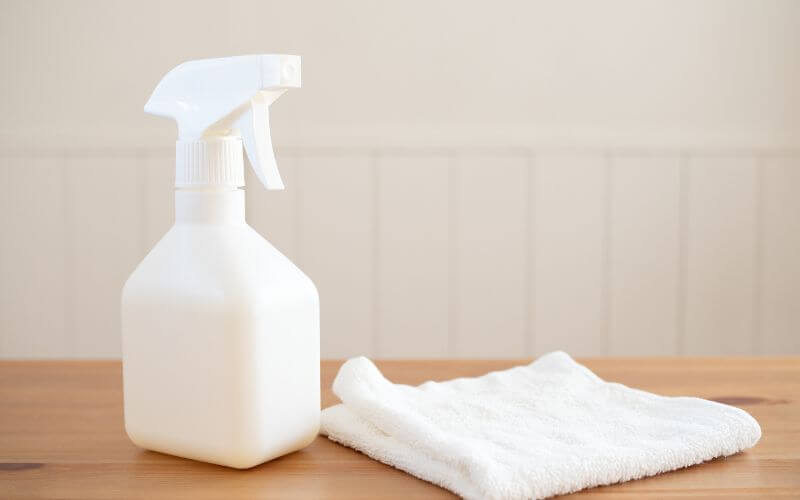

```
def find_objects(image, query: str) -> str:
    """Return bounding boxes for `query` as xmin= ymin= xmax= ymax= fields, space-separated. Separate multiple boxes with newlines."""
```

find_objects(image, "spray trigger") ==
xmin=236 ymin=91 xmax=286 ymax=190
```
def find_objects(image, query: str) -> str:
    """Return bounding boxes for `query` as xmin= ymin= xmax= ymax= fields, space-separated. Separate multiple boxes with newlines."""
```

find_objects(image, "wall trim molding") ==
xmin=2 ymin=146 xmax=800 ymax=159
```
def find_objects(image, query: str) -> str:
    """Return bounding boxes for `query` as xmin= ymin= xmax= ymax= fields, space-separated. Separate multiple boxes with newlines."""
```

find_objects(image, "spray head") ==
xmin=145 ymin=54 xmax=301 ymax=190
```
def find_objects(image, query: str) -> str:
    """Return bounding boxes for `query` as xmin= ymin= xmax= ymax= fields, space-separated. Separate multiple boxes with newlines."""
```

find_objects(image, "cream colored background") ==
xmin=1 ymin=0 xmax=798 ymax=358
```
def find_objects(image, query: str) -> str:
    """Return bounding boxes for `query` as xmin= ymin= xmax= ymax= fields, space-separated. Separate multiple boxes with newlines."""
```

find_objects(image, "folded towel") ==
xmin=320 ymin=351 xmax=761 ymax=500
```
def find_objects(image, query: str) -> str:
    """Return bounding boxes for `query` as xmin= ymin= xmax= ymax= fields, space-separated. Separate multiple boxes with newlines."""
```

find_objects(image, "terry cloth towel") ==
xmin=320 ymin=351 xmax=761 ymax=500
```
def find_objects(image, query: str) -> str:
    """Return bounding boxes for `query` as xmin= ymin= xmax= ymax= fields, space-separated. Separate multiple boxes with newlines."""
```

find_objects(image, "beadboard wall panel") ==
xmin=533 ymin=154 xmax=608 ymax=356
xmin=684 ymin=156 xmax=758 ymax=355
xmin=1 ymin=0 xmax=798 ymax=359
xmin=298 ymin=154 xmax=375 ymax=359
xmin=376 ymin=155 xmax=451 ymax=358
xmin=760 ymin=156 xmax=800 ymax=355
xmin=245 ymin=155 xmax=300 ymax=261
xmin=142 ymin=153 xmax=174 ymax=253
xmin=0 ymin=149 xmax=798 ymax=359
xmin=609 ymin=155 xmax=681 ymax=355
xmin=452 ymin=156 xmax=529 ymax=358
xmin=0 ymin=156 xmax=69 ymax=357
xmin=66 ymin=156 xmax=140 ymax=358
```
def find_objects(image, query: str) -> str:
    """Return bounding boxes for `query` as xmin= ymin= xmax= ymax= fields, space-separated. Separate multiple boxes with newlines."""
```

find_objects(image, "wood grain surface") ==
xmin=1 ymin=358 xmax=798 ymax=499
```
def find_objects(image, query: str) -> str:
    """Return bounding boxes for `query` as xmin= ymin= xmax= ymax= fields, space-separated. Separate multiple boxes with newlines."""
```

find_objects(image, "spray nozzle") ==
xmin=144 ymin=54 xmax=301 ymax=190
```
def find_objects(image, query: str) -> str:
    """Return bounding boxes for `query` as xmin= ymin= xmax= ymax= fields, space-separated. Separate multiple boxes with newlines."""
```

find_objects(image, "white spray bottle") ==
xmin=122 ymin=55 xmax=319 ymax=468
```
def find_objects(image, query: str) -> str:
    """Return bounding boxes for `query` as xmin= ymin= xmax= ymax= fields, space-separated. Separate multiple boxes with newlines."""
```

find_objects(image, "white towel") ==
xmin=320 ymin=351 xmax=761 ymax=500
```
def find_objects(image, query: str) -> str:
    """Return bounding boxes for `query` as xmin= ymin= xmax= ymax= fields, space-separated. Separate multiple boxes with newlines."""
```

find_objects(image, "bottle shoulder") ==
xmin=123 ymin=223 xmax=318 ymax=306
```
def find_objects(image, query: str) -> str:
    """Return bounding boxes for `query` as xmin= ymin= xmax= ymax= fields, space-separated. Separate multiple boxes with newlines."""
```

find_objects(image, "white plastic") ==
xmin=175 ymin=137 xmax=245 ymax=187
xmin=144 ymin=54 xmax=300 ymax=189
xmin=122 ymin=55 xmax=319 ymax=469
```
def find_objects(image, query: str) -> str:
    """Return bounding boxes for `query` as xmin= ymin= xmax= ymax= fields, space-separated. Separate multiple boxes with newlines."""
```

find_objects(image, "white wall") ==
xmin=1 ymin=0 xmax=798 ymax=358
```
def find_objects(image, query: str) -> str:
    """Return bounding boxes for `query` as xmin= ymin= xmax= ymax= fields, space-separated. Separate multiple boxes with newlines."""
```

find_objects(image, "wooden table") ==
xmin=1 ymin=358 xmax=798 ymax=499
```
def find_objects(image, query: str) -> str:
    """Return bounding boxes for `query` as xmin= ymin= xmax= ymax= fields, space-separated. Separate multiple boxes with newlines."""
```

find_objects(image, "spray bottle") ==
xmin=121 ymin=55 xmax=319 ymax=468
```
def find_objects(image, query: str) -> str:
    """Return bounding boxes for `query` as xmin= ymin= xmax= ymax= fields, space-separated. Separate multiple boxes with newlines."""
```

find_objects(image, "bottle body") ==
xmin=121 ymin=189 xmax=320 ymax=469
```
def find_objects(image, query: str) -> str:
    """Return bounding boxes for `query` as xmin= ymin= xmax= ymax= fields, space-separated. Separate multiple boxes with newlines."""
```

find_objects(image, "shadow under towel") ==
xmin=320 ymin=351 xmax=761 ymax=500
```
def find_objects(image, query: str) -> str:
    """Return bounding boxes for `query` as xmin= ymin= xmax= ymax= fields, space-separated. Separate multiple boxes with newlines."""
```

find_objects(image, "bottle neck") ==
xmin=175 ymin=188 xmax=246 ymax=224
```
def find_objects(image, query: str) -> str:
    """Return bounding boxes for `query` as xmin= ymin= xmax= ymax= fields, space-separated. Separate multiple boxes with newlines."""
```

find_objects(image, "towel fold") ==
xmin=320 ymin=351 xmax=761 ymax=500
